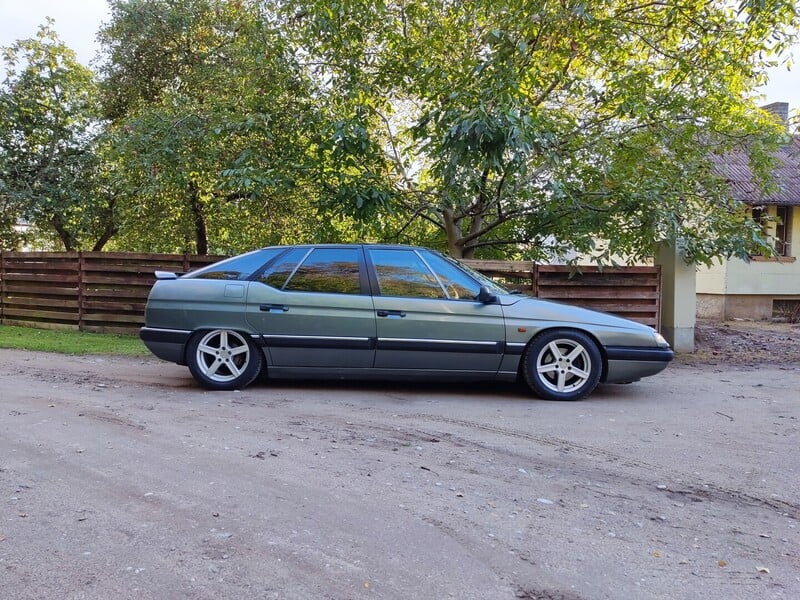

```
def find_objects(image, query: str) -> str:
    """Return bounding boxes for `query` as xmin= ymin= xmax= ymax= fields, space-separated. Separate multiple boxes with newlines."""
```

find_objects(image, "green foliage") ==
xmin=280 ymin=0 xmax=798 ymax=262
xmin=4 ymin=1 xmax=798 ymax=263
xmin=98 ymin=0 xmax=359 ymax=254
xmin=0 ymin=22 xmax=116 ymax=251
xmin=0 ymin=192 xmax=24 ymax=249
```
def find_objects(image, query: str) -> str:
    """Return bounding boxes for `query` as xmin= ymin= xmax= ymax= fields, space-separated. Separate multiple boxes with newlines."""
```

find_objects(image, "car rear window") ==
xmin=283 ymin=248 xmax=362 ymax=295
xmin=184 ymin=248 xmax=282 ymax=280
xmin=257 ymin=247 xmax=310 ymax=289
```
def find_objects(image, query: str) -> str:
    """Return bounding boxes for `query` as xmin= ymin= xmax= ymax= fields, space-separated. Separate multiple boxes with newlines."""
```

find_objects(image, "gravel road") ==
xmin=1 ymin=349 xmax=798 ymax=600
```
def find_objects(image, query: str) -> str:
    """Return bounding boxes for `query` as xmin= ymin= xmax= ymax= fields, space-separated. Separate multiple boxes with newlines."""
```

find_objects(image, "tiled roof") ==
xmin=709 ymin=136 xmax=800 ymax=206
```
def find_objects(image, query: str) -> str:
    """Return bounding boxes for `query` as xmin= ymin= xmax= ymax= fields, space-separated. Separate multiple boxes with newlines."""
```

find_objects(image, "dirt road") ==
xmin=1 ymin=350 xmax=798 ymax=599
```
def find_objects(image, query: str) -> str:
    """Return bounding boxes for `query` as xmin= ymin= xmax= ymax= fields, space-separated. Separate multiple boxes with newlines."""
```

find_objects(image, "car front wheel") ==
xmin=523 ymin=329 xmax=602 ymax=401
xmin=186 ymin=329 xmax=262 ymax=390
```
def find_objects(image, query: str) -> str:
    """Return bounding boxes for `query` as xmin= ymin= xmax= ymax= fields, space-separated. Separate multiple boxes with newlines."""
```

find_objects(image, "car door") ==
xmin=245 ymin=247 xmax=376 ymax=369
xmin=367 ymin=248 xmax=505 ymax=373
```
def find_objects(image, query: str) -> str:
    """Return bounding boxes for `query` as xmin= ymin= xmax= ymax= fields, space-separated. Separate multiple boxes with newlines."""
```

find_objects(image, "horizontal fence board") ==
xmin=0 ymin=319 xmax=80 ymax=332
xmin=1 ymin=252 xmax=662 ymax=333
xmin=562 ymin=300 xmax=659 ymax=311
xmin=1 ymin=262 xmax=80 ymax=272
xmin=82 ymin=290 xmax=150 ymax=301
xmin=460 ymin=260 xmax=534 ymax=275
xmin=537 ymin=288 xmax=659 ymax=300
xmin=82 ymin=275 xmax=159 ymax=285
xmin=2 ymin=273 xmax=80 ymax=284
xmin=3 ymin=284 xmax=79 ymax=296
xmin=3 ymin=297 xmax=80 ymax=309
xmin=2 ymin=307 xmax=80 ymax=322
xmin=81 ymin=313 xmax=145 ymax=324
xmin=618 ymin=319 xmax=658 ymax=327
xmin=2 ymin=251 xmax=80 ymax=259
xmin=536 ymin=264 xmax=659 ymax=273
xmin=78 ymin=251 xmax=224 ymax=262
xmin=1 ymin=254 xmax=79 ymax=261
xmin=82 ymin=301 xmax=147 ymax=312
xmin=81 ymin=263 xmax=181 ymax=274
xmin=537 ymin=276 xmax=659 ymax=287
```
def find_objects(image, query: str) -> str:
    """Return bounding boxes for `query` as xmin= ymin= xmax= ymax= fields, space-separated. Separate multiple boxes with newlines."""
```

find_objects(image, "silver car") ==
xmin=140 ymin=244 xmax=673 ymax=400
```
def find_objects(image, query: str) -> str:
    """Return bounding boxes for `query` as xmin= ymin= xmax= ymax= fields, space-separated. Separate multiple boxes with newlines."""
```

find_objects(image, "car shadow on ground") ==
xmin=250 ymin=376 xmax=529 ymax=398
xmin=235 ymin=376 xmax=649 ymax=404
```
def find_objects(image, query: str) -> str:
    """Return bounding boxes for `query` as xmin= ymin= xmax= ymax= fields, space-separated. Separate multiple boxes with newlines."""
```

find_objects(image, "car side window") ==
xmin=368 ymin=249 xmax=446 ymax=298
xmin=283 ymin=248 xmax=362 ymax=294
xmin=258 ymin=247 xmax=310 ymax=289
xmin=184 ymin=248 xmax=282 ymax=280
xmin=421 ymin=251 xmax=481 ymax=300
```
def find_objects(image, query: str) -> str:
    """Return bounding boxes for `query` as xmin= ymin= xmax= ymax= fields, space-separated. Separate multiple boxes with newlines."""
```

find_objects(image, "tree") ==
xmin=279 ymin=0 xmax=799 ymax=262
xmin=0 ymin=193 xmax=25 ymax=250
xmin=0 ymin=22 xmax=117 ymax=251
xmin=98 ymin=0 xmax=354 ymax=255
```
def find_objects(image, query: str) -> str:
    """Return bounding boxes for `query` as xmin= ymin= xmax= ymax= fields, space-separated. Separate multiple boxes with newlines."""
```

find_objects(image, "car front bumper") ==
xmin=603 ymin=346 xmax=674 ymax=383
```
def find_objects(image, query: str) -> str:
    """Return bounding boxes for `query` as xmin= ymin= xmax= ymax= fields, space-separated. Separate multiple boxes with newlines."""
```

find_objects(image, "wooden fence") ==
xmin=0 ymin=252 xmax=661 ymax=334
xmin=0 ymin=252 xmax=221 ymax=334
xmin=462 ymin=260 xmax=661 ymax=329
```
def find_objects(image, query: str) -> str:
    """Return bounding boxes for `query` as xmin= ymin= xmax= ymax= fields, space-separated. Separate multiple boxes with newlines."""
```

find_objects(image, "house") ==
xmin=697 ymin=103 xmax=800 ymax=320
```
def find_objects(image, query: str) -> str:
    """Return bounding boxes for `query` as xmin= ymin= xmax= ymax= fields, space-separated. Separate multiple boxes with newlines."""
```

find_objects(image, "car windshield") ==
xmin=439 ymin=253 xmax=510 ymax=295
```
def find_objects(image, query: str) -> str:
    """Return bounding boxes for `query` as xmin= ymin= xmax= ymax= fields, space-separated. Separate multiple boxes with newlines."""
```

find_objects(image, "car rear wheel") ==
xmin=187 ymin=329 xmax=262 ymax=390
xmin=523 ymin=329 xmax=602 ymax=401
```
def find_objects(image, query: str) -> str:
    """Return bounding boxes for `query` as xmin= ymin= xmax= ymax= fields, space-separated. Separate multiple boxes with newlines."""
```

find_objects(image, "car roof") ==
xmin=258 ymin=243 xmax=434 ymax=251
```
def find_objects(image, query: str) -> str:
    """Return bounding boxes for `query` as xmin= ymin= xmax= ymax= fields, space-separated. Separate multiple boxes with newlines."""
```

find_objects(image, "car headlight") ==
xmin=653 ymin=331 xmax=670 ymax=348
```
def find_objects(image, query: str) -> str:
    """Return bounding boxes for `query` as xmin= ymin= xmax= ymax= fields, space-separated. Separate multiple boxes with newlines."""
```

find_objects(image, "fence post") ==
xmin=0 ymin=251 xmax=5 ymax=323
xmin=531 ymin=263 xmax=539 ymax=297
xmin=78 ymin=251 xmax=85 ymax=331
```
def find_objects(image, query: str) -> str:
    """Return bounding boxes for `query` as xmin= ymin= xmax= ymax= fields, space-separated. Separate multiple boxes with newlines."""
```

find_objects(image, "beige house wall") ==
xmin=696 ymin=294 xmax=778 ymax=320
xmin=696 ymin=206 xmax=800 ymax=320
xmin=696 ymin=260 xmax=727 ymax=295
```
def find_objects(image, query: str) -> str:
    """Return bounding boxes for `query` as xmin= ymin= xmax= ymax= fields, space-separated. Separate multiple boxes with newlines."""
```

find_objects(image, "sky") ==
xmin=1 ymin=0 xmax=799 ymax=110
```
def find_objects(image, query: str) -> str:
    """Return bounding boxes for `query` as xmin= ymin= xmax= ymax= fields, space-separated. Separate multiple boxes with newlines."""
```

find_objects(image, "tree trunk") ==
xmin=92 ymin=222 xmax=118 ymax=252
xmin=189 ymin=182 xmax=209 ymax=255
xmin=441 ymin=207 xmax=464 ymax=258
xmin=91 ymin=196 xmax=118 ymax=251
xmin=51 ymin=214 xmax=76 ymax=252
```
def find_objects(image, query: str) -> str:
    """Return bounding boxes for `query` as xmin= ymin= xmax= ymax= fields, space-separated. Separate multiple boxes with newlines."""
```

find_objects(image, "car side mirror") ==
xmin=476 ymin=286 xmax=498 ymax=304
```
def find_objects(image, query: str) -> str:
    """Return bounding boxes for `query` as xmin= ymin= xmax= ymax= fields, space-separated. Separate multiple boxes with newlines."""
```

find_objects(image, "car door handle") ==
xmin=377 ymin=310 xmax=406 ymax=318
xmin=260 ymin=304 xmax=289 ymax=313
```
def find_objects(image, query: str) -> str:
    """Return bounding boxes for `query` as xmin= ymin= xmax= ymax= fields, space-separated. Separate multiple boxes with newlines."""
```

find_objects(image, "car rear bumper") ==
xmin=139 ymin=327 xmax=191 ymax=364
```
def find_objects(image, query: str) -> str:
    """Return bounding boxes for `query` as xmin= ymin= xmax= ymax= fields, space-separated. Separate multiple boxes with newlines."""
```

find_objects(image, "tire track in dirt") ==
xmin=395 ymin=414 xmax=800 ymax=520
xmin=276 ymin=409 xmax=800 ymax=522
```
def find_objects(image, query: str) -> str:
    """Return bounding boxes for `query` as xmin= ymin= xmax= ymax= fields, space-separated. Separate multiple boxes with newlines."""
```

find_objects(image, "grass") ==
xmin=0 ymin=324 xmax=150 ymax=356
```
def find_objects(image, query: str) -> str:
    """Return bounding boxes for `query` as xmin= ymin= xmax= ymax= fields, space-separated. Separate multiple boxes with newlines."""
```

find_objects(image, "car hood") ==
xmin=498 ymin=294 xmax=652 ymax=332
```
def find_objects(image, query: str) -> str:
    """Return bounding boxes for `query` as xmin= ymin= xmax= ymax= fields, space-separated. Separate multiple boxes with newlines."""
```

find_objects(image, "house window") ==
xmin=775 ymin=206 xmax=791 ymax=257
xmin=751 ymin=206 xmax=793 ymax=257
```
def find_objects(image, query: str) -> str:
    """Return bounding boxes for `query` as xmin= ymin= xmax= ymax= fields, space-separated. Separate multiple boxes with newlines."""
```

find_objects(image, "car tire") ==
xmin=523 ymin=329 xmax=602 ymax=401
xmin=186 ymin=329 xmax=263 ymax=391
